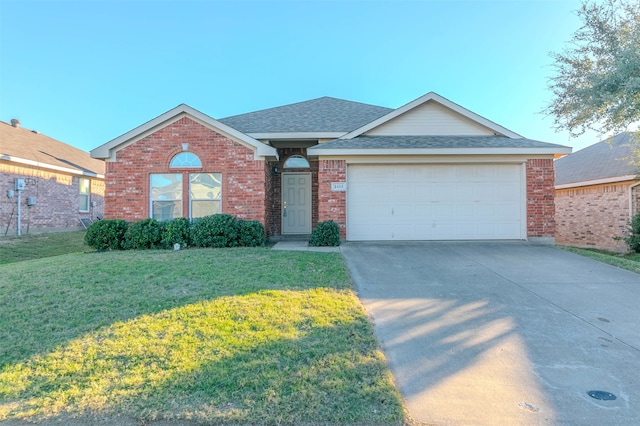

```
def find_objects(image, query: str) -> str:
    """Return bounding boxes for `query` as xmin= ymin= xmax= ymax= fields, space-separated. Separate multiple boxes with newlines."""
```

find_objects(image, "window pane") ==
xmin=283 ymin=156 xmax=310 ymax=168
xmin=79 ymin=178 xmax=90 ymax=211
xmin=79 ymin=178 xmax=90 ymax=195
xmin=170 ymin=152 xmax=202 ymax=168
xmin=152 ymin=201 xmax=181 ymax=221
xmin=191 ymin=200 xmax=220 ymax=218
xmin=79 ymin=195 xmax=89 ymax=211
xmin=190 ymin=173 xmax=221 ymax=200
xmin=151 ymin=174 xmax=182 ymax=200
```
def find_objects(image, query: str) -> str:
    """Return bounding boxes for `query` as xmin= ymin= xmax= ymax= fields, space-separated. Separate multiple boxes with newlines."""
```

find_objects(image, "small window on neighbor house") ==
xmin=170 ymin=152 xmax=202 ymax=168
xmin=79 ymin=178 xmax=90 ymax=212
xmin=283 ymin=155 xmax=310 ymax=168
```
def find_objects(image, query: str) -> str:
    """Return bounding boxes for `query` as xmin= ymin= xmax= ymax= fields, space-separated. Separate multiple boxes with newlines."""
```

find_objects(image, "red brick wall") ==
xmin=555 ymin=182 xmax=634 ymax=251
xmin=526 ymin=159 xmax=556 ymax=238
xmin=104 ymin=117 xmax=267 ymax=225
xmin=0 ymin=162 xmax=104 ymax=235
xmin=317 ymin=159 xmax=346 ymax=238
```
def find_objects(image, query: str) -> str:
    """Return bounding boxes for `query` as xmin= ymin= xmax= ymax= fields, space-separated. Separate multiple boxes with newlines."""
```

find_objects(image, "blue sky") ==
xmin=1 ymin=0 xmax=600 ymax=153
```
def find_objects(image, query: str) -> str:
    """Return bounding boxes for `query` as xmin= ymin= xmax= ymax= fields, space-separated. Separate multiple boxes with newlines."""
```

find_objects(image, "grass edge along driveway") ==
xmin=0 ymin=246 xmax=406 ymax=425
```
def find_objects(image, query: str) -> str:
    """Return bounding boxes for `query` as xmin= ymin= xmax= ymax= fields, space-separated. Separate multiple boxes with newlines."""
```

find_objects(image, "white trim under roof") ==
xmin=555 ymin=174 xmax=639 ymax=189
xmin=1 ymin=154 xmax=105 ymax=178
xmin=91 ymin=104 xmax=278 ymax=161
xmin=310 ymin=147 xmax=571 ymax=156
xmin=341 ymin=92 xmax=523 ymax=140
xmin=247 ymin=132 xmax=346 ymax=140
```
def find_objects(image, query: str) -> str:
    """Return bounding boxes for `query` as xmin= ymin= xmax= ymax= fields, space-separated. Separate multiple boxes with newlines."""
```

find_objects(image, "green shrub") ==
xmin=309 ymin=220 xmax=341 ymax=247
xmin=123 ymin=218 xmax=164 ymax=250
xmin=162 ymin=217 xmax=191 ymax=248
xmin=84 ymin=219 xmax=128 ymax=251
xmin=191 ymin=214 xmax=240 ymax=248
xmin=237 ymin=220 xmax=266 ymax=247
xmin=625 ymin=212 xmax=640 ymax=251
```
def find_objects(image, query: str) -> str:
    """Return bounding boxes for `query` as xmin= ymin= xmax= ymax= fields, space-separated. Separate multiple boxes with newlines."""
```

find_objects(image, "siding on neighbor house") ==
xmin=0 ymin=163 xmax=104 ymax=235
xmin=555 ymin=181 xmax=640 ymax=252
xmin=365 ymin=102 xmax=495 ymax=136
xmin=104 ymin=117 xmax=268 ymax=224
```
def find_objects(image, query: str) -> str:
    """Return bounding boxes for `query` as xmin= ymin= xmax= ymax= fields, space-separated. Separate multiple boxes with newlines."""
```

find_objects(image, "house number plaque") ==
xmin=331 ymin=182 xmax=347 ymax=192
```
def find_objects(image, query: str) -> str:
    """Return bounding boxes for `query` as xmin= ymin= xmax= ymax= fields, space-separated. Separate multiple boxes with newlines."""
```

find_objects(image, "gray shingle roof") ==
xmin=0 ymin=121 xmax=105 ymax=176
xmin=309 ymin=135 xmax=569 ymax=150
xmin=219 ymin=97 xmax=392 ymax=133
xmin=555 ymin=133 xmax=639 ymax=185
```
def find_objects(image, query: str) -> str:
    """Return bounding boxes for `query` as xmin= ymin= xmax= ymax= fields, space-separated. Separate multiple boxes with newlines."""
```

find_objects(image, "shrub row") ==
xmin=85 ymin=214 xmax=265 ymax=251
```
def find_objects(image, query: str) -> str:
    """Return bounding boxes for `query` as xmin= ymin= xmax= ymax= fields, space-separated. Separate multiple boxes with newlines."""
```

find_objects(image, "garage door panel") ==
xmin=347 ymin=164 xmax=523 ymax=241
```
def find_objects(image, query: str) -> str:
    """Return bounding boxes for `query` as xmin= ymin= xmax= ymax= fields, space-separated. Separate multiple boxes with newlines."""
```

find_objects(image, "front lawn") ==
xmin=0 ymin=247 xmax=405 ymax=424
xmin=0 ymin=231 xmax=87 ymax=265
xmin=558 ymin=246 xmax=640 ymax=274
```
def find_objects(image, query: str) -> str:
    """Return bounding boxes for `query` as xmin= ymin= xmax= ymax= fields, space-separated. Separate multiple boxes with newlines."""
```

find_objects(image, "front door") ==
xmin=282 ymin=172 xmax=312 ymax=234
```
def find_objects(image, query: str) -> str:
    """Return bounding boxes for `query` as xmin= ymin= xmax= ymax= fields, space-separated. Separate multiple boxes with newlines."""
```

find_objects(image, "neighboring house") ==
xmin=90 ymin=92 xmax=570 ymax=241
xmin=0 ymin=119 xmax=105 ymax=235
xmin=555 ymin=133 xmax=640 ymax=252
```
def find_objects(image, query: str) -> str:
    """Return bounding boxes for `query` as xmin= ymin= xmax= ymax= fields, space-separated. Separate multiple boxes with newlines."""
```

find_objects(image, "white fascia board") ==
xmin=91 ymin=104 xmax=278 ymax=161
xmin=247 ymin=132 xmax=345 ymax=140
xmin=341 ymin=92 xmax=523 ymax=140
xmin=555 ymin=175 xmax=639 ymax=189
xmin=310 ymin=147 xmax=572 ymax=156
xmin=1 ymin=154 xmax=105 ymax=178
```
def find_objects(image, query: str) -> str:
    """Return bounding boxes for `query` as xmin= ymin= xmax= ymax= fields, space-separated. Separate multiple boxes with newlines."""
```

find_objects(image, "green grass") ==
xmin=0 ymin=247 xmax=405 ymax=424
xmin=0 ymin=231 xmax=87 ymax=265
xmin=557 ymin=245 xmax=640 ymax=274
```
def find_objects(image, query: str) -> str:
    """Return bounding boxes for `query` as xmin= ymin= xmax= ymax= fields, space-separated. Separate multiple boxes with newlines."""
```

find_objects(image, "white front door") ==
xmin=282 ymin=172 xmax=312 ymax=234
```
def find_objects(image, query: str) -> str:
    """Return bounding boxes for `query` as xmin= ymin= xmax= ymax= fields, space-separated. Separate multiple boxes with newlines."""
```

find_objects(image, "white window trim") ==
xmin=79 ymin=177 xmax=90 ymax=212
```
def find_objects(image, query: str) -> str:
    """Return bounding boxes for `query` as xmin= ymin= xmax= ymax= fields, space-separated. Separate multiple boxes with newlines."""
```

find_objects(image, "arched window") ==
xmin=170 ymin=152 xmax=202 ymax=168
xmin=283 ymin=155 xmax=310 ymax=168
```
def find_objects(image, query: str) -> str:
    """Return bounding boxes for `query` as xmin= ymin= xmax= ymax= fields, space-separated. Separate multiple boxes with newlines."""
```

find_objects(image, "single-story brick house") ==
xmin=1 ymin=119 xmax=105 ymax=235
xmin=90 ymin=92 xmax=570 ymax=241
xmin=555 ymin=132 xmax=640 ymax=252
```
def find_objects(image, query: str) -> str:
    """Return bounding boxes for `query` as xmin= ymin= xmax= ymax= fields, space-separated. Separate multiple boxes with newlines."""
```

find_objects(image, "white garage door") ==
xmin=347 ymin=164 xmax=524 ymax=241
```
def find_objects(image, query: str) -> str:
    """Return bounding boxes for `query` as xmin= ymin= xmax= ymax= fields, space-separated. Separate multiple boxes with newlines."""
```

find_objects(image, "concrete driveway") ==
xmin=341 ymin=241 xmax=640 ymax=425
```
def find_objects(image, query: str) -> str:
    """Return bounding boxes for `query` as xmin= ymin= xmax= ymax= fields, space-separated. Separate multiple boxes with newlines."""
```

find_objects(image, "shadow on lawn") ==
xmin=0 ymin=292 xmax=404 ymax=425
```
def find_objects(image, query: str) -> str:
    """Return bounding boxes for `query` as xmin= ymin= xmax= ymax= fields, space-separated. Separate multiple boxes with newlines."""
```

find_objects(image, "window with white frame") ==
xmin=79 ymin=177 xmax=90 ymax=212
xmin=150 ymin=172 xmax=222 ymax=220
xmin=170 ymin=152 xmax=202 ymax=168
xmin=150 ymin=174 xmax=182 ymax=221
xmin=190 ymin=173 xmax=222 ymax=218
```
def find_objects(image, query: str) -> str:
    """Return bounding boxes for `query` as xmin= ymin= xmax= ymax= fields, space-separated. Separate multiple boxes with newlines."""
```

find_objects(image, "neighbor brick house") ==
xmin=555 ymin=133 xmax=640 ymax=252
xmin=1 ymin=119 xmax=105 ymax=235
xmin=91 ymin=92 xmax=570 ymax=241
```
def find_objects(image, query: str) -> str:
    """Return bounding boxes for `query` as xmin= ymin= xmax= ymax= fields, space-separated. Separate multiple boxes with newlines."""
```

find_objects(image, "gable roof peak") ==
xmin=341 ymin=91 xmax=523 ymax=140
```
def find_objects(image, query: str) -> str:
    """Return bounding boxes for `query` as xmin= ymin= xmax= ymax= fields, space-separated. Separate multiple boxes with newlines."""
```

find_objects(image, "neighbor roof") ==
xmin=0 ymin=121 xmax=105 ymax=177
xmin=310 ymin=135 xmax=571 ymax=156
xmin=219 ymin=97 xmax=392 ymax=134
xmin=555 ymin=133 xmax=639 ymax=187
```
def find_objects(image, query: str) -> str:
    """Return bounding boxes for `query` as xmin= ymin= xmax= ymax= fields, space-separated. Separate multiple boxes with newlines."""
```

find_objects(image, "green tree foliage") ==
xmin=546 ymin=0 xmax=640 ymax=137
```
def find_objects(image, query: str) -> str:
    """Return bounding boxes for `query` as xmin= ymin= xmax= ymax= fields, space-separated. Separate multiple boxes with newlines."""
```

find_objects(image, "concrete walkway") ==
xmin=341 ymin=241 xmax=640 ymax=425
xmin=271 ymin=240 xmax=340 ymax=252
